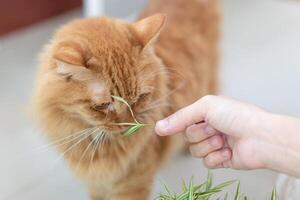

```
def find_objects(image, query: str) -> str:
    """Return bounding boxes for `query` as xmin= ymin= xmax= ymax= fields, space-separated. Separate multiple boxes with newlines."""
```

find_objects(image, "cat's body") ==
xmin=141 ymin=0 xmax=220 ymax=110
xmin=32 ymin=0 xmax=219 ymax=199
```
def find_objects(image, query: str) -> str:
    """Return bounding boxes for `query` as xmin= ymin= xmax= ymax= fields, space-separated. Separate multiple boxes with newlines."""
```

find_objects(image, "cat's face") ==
xmin=39 ymin=15 xmax=167 ymax=133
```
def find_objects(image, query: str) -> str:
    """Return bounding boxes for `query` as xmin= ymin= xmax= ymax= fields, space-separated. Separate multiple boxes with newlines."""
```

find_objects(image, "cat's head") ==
xmin=35 ymin=14 xmax=168 ymax=134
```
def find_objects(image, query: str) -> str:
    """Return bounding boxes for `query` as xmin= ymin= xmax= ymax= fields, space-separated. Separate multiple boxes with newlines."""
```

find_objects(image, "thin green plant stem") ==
xmin=111 ymin=95 xmax=154 ymax=136
xmin=111 ymin=95 xmax=138 ymax=123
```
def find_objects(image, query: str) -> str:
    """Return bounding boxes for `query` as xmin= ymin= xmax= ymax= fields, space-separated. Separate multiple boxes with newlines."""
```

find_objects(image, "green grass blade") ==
xmin=223 ymin=193 xmax=228 ymax=200
xmin=197 ymin=189 xmax=223 ymax=198
xmin=234 ymin=181 xmax=241 ymax=200
xmin=205 ymin=171 xmax=213 ymax=191
xmin=238 ymin=194 xmax=248 ymax=200
xmin=176 ymin=189 xmax=221 ymax=200
xmin=194 ymin=182 xmax=206 ymax=193
xmin=111 ymin=95 xmax=138 ymax=123
xmin=188 ymin=177 xmax=194 ymax=200
xmin=154 ymin=171 xmax=277 ymax=200
xmin=182 ymin=179 xmax=188 ymax=192
xmin=161 ymin=181 xmax=173 ymax=198
xmin=213 ymin=180 xmax=236 ymax=191
xmin=271 ymin=187 xmax=277 ymax=200
xmin=176 ymin=183 xmax=207 ymax=200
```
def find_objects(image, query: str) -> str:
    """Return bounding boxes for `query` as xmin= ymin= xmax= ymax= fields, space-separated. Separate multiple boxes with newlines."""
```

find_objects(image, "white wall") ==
xmin=84 ymin=0 xmax=147 ymax=18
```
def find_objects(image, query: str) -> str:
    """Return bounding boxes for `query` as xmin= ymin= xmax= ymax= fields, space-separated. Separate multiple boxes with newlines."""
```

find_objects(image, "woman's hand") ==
xmin=155 ymin=95 xmax=300 ymax=177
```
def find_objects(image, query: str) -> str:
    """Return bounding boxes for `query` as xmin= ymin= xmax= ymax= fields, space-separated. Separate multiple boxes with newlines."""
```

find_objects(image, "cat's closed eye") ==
xmin=138 ymin=92 xmax=150 ymax=101
xmin=92 ymin=102 xmax=112 ymax=111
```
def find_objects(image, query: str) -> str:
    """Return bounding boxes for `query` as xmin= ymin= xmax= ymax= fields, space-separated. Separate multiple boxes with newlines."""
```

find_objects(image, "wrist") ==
xmin=258 ymin=112 xmax=300 ymax=177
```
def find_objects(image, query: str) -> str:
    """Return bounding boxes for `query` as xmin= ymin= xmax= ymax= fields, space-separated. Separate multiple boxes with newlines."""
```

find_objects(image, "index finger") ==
xmin=155 ymin=97 xmax=208 ymax=136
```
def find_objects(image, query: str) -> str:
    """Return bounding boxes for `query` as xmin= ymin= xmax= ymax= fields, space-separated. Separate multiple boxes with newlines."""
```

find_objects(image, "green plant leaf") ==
xmin=110 ymin=95 xmax=154 ymax=136
xmin=182 ymin=179 xmax=188 ymax=192
xmin=223 ymin=193 xmax=228 ymax=200
xmin=154 ymin=171 xmax=276 ymax=200
xmin=271 ymin=187 xmax=277 ymax=200
xmin=194 ymin=182 xmax=206 ymax=193
xmin=163 ymin=182 xmax=173 ymax=197
xmin=188 ymin=177 xmax=194 ymax=200
xmin=205 ymin=171 xmax=213 ymax=192
xmin=234 ymin=181 xmax=241 ymax=200
xmin=197 ymin=189 xmax=222 ymax=197
xmin=122 ymin=124 xmax=143 ymax=136
xmin=213 ymin=180 xmax=236 ymax=191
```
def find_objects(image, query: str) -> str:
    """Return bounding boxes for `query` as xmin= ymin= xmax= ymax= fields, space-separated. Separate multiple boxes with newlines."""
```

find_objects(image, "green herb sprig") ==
xmin=156 ymin=171 xmax=278 ymax=200
xmin=111 ymin=95 xmax=154 ymax=136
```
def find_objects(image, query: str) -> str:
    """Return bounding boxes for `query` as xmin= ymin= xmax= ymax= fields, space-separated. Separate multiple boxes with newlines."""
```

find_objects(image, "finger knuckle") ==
xmin=185 ymin=125 xmax=193 ymax=135
xmin=173 ymin=110 xmax=184 ymax=122
xmin=222 ymin=161 xmax=231 ymax=168
xmin=210 ymin=135 xmax=224 ymax=148
xmin=204 ymin=157 xmax=215 ymax=168
xmin=186 ymin=131 xmax=199 ymax=143
xmin=189 ymin=145 xmax=204 ymax=158
xmin=201 ymin=95 xmax=215 ymax=104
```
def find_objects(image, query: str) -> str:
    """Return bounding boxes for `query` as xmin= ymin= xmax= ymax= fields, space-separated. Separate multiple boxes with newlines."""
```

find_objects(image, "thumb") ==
xmin=155 ymin=97 xmax=209 ymax=136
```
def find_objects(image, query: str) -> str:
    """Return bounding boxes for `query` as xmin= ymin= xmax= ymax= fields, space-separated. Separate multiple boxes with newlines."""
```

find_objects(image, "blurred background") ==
xmin=0 ymin=0 xmax=300 ymax=199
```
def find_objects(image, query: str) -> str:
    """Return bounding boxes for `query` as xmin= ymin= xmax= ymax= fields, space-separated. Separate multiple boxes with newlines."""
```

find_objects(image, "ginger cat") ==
xmin=32 ymin=0 xmax=220 ymax=199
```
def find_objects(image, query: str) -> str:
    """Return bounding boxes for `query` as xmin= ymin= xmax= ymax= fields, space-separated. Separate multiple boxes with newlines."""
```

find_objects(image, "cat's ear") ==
xmin=54 ymin=43 xmax=85 ymax=66
xmin=54 ymin=60 xmax=93 ymax=80
xmin=53 ymin=44 xmax=92 ymax=80
xmin=131 ymin=14 xmax=166 ymax=47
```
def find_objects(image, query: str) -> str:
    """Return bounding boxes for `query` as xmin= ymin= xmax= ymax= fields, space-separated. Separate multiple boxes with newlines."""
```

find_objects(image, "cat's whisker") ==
xmin=44 ymin=127 xmax=98 ymax=152
xmin=139 ymin=102 xmax=171 ymax=114
xmin=53 ymin=128 xmax=99 ymax=164
xmin=8 ymin=129 xmax=98 ymax=200
xmin=138 ymin=70 xmax=164 ymax=81
xmin=91 ymin=132 xmax=102 ymax=158
xmin=136 ymin=113 xmax=155 ymax=124
xmin=99 ymin=132 xmax=107 ymax=152
xmin=139 ymin=67 xmax=185 ymax=85
xmin=143 ymin=101 xmax=171 ymax=110
xmin=147 ymin=80 xmax=186 ymax=107
xmin=103 ymin=109 xmax=110 ymax=123
xmin=89 ymin=131 xmax=105 ymax=171
xmin=139 ymin=68 xmax=186 ymax=100
xmin=139 ymin=70 xmax=171 ymax=84
xmin=32 ymin=127 xmax=96 ymax=154
xmin=74 ymin=131 xmax=100 ymax=172
xmin=164 ymin=67 xmax=186 ymax=81
xmin=136 ymin=67 xmax=167 ymax=82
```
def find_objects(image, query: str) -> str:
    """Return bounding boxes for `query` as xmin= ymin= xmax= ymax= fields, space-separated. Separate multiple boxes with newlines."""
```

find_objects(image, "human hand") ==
xmin=155 ymin=95 xmax=300 ymax=174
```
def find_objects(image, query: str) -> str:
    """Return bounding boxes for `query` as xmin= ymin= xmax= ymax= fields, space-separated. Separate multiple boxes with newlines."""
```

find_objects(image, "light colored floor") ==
xmin=0 ymin=0 xmax=300 ymax=199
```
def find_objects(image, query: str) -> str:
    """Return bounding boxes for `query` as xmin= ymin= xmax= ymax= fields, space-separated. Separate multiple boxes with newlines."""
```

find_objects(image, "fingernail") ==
xmin=155 ymin=119 xmax=169 ymax=135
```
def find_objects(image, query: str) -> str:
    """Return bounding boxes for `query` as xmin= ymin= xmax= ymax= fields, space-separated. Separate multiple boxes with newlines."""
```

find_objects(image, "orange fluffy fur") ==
xmin=32 ymin=0 xmax=220 ymax=199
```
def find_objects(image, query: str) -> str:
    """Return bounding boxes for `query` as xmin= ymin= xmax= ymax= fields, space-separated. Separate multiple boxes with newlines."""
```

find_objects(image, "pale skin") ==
xmin=155 ymin=95 xmax=300 ymax=177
